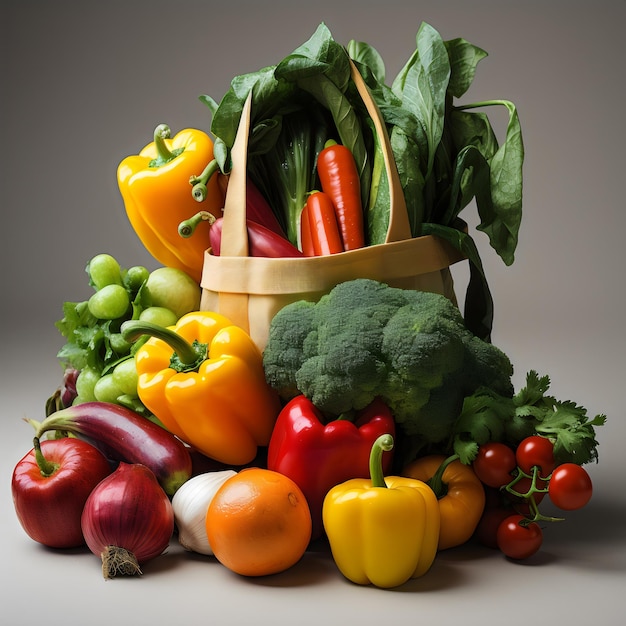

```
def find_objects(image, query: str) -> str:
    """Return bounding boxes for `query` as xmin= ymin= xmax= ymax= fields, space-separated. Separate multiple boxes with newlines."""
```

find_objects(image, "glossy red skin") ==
xmin=516 ymin=436 xmax=556 ymax=477
xmin=473 ymin=442 xmax=517 ymax=488
xmin=11 ymin=438 xmax=112 ymax=548
xmin=474 ymin=506 xmax=514 ymax=549
xmin=210 ymin=217 xmax=303 ymax=258
xmin=548 ymin=463 xmax=593 ymax=510
xmin=496 ymin=514 xmax=543 ymax=560
xmin=36 ymin=402 xmax=192 ymax=496
xmin=267 ymin=395 xmax=395 ymax=539
xmin=217 ymin=174 xmax=286 ymax=237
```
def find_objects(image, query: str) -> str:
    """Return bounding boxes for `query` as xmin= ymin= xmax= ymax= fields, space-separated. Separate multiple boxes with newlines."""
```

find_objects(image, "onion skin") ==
xmin=11 ymin=438 xmax=112 ymax=549
xmin=81 ymin=462 xmax=175 ymax=579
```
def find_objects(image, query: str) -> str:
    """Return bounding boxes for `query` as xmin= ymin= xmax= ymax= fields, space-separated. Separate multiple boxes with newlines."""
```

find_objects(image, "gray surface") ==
xmin=2 ymin=1 xmax=625 ymax=625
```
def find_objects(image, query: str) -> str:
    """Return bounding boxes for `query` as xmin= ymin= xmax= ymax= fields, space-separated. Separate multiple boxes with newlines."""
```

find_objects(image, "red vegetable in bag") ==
xmin=300 ymin=191 xmax=343 ymax=256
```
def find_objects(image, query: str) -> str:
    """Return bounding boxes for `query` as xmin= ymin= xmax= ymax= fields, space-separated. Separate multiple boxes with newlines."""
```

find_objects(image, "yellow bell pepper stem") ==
xmin=121 ymin=320 xmax=205 ymax=372
xmin=189 ymin=159 xmax=221 ymax=203
xmin=369 ymin=433 xmax=394 ymax=488
xmin=150 ymin=124 xmax=186 ymax=167
xmin=178 ymin=211 xmax=216 ymax=240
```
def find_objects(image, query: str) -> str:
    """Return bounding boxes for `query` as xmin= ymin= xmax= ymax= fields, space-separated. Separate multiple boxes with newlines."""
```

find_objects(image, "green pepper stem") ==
xmin=426 ymin=454 xmax=459 ymax=499
xmin=120 ymin=320 xmax=206 ymax=372
xmin=370 ymin=434 xmax=394 ymax=488
xmin=149 ymin=124 xmax=185 ymax=168
xmin=178 ymin=211 xmax=216 ymax=239
xmin=189 ymin=159 xmax=220 ymax=202
xmin=33 ymin=436 xmax=59 ymax=477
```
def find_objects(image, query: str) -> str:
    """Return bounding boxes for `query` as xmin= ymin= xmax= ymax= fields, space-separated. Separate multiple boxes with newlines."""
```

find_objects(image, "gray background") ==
xmin=2 ymin=1 xmax=625 ymax=625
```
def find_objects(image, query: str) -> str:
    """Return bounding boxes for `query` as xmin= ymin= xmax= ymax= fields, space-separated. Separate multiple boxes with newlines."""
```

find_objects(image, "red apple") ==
xmin=11 ymin=437 xmax=112 ymax=548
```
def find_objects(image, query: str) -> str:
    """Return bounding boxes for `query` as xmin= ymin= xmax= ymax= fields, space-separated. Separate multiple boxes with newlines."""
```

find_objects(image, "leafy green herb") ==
xmin=451 ymin=370 xmax=606 ymax=466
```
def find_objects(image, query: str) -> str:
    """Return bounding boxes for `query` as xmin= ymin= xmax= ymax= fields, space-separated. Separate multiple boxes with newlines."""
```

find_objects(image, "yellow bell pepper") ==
xmin=117 ymin=125 xmax=224 ymax=284
xmin=322 ymin=434 xmax=440 ymax=589
xmin=121 ymin=312 xmax=281 ymax=466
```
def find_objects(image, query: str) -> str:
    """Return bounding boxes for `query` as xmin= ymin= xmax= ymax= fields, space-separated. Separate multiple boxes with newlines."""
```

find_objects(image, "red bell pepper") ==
xmin=267 ymin=395 xmax=395 ymax=539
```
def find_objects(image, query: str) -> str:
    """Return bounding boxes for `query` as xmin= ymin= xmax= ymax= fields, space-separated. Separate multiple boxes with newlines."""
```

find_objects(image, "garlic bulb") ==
xmin=172 ymin=470 xmax=237 ymax=555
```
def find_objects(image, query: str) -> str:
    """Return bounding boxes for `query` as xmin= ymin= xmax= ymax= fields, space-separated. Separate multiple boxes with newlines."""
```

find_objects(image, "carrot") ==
xmin=300 ymin=203 xmax=316 ymax=257
xmin=301 ymin=192 xmax=343 ymax=256
xmin=317 ymin=140 xmax=365 ymax=251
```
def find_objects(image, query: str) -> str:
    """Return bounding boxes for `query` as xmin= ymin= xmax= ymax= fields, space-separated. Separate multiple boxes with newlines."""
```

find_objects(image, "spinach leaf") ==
xmin=346 ymin=40 xmax=386 ymax=85
xmin=392 ymin=23 xmax=450 ymax=185
xmin=444 ymin=38 xmax=488 ymax=98
xmin=421 ymin=222 xmax=494 ymax=341
xmin=455 ymin=100 xmax=524 ymax=266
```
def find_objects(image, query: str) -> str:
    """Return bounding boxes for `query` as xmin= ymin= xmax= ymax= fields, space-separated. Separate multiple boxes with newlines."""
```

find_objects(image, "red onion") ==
xmin=81 ymin=462 xmax=175 ymax=579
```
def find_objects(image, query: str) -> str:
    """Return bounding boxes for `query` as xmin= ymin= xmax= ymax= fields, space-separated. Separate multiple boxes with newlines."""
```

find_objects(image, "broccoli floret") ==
xmin=462 ymin=333 xmax=514 ymax=399
xmin=263 ymin=278 xmax=514 ymax=450
xmin=263 ymin=299 xmax=316 ymax=399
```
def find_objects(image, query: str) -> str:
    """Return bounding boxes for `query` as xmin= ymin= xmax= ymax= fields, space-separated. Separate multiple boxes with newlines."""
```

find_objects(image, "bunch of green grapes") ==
xmin=54 ymin=253 xmax=200 ymax=415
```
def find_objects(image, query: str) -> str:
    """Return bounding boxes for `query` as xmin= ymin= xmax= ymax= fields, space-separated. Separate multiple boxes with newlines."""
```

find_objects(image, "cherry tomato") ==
xmin=472 ymin=442 xmax=517 ymax=488
xmin=548 ymin=463 xmax=592 ymax=510
xmin=496 ymin=514 xmax=543 ymax=559
xmin=516 ymin=436 xmax=555 ymax=477
xmin=474 ymin=506 xmax=513 ymax=549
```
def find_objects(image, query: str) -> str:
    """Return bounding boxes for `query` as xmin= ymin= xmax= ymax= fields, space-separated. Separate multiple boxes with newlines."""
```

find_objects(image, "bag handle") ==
xmin=219 ymin=59 xmax=412 ymax=258
xmin=348 ymin=60 xmax=412 ymax=243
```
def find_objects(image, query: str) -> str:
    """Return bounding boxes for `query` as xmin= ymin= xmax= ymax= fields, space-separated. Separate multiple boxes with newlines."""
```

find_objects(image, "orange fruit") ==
xmin=206 ymin=467 xmax=312 ymax=576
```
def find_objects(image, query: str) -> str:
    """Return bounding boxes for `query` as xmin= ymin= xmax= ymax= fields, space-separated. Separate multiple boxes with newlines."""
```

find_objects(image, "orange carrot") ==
xmin=301 ymin=192 xmax=343 ymax=256
xmin=317 ymin=140 xmax=365 ymax=251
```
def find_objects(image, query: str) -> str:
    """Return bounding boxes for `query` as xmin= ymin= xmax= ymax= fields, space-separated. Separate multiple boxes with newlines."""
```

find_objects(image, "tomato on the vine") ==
xmin=496 ymin=514 xmax=543 ymax=559
xmin=507 ymin=475 xmax=547 ymax=505
xmin=474 ymin=507 xmax=513 ymax=549
xmin=516 ymin=436 xmax=556 ymax=477
xmin=472 ymin=442 xmax=517 ymax=488
xmin=548 ymin=463 xmax=592 ymax=510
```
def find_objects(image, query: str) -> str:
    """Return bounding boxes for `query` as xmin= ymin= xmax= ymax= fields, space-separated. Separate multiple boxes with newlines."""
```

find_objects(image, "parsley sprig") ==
xmin=451 ymin=370 xmax=606 ymax=465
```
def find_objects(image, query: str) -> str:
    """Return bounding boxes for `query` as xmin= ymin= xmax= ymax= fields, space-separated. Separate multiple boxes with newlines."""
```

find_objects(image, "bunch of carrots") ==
xmin=300 ymin=140 xmax=365 ymax=256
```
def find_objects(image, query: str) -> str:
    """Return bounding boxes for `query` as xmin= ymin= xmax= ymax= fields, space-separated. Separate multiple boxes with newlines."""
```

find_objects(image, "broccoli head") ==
xmin=263 ymin=278 xmax=514 ymax=447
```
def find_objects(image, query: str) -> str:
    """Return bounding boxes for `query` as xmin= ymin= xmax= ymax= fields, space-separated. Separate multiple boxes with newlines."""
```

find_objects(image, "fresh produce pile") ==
xmin=11 ymin=23 xmax=606 ymax=588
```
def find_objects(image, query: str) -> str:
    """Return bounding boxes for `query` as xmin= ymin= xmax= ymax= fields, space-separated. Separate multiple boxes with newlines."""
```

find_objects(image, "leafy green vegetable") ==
xmin=348 ymin=23 xmax=524 ymax=338
xmin=202 ymin=22 xmax=524 ymax=340
xmin=451 ymin=370 xmax=606 ymax=465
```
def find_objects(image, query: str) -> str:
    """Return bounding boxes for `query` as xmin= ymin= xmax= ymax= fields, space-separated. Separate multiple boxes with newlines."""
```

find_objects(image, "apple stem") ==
xmin=33 ymin=436 xmax=59 ymax=477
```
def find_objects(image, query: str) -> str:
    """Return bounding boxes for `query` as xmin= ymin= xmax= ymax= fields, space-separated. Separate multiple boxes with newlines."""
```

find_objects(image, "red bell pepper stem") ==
xmin=32 ymin=436 xmax=59 ymax=477
xmin=370 ymin=434 xmax=394 ymax=489
xmin=149 ymin=124 xmax=185 ymax=168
